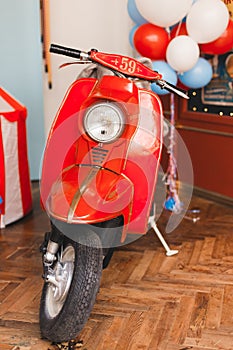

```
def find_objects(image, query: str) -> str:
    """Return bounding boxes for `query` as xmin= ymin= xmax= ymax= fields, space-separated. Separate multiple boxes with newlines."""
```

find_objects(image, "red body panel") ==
xmin=47 ymin=165 xmax=133 ymax=228
xmin=123 ymin=89 xmax=163 ymax=234
xmin=40 ymin=74 xmax=163 ymax=239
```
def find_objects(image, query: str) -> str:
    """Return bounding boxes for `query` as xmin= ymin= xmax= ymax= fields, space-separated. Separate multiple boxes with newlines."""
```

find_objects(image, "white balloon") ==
xmin=166 ymin=35 xmax=200 ymax=73
xmin=135 ymin=0 xmax=193 ymax=28
xmin=187 ymin=0 xmax=229 ymax=43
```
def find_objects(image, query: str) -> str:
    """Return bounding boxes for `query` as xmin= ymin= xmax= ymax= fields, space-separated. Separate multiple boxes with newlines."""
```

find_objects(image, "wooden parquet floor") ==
xmin=0 ymin=183 xmax=233 ymax=350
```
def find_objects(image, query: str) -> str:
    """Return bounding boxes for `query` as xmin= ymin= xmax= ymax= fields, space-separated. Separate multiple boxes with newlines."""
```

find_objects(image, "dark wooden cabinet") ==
xmin=162 ymin=94 xmax=233 ymax=200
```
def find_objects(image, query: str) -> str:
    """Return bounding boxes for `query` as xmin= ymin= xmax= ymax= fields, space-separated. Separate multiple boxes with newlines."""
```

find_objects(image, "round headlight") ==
xmin=83 ymin=102 xmax=125 ymax=143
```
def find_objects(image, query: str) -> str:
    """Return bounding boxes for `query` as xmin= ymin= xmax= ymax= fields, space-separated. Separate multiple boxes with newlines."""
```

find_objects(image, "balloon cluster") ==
xmin=128 ymin=0 xmax=232 ymax=92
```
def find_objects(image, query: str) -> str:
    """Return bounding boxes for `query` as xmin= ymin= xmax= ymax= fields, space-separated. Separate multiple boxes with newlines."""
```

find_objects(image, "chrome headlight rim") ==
xmin=83 ymin=101 xmax=125 ymax=144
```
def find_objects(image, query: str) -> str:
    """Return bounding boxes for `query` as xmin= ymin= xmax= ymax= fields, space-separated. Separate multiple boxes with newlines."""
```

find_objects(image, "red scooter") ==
xmin=39 ymin=44 xmax=188 ymax=342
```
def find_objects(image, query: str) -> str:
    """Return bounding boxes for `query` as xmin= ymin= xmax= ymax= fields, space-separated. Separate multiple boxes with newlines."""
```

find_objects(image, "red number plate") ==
xmin=90 ymin=51 xmax=162 ymax=81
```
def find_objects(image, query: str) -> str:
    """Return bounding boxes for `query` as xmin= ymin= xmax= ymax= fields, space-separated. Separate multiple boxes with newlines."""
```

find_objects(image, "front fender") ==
xmin=46 ymin=165 xmax=134 ymax=230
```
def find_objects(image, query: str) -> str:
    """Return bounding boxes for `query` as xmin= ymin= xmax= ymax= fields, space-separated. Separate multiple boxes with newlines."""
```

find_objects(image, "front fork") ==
xmin=40 ymin=224 xmax=63 ymax=281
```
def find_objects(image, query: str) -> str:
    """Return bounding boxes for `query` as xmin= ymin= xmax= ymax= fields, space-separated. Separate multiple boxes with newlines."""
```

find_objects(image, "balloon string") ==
xmin=175 ymin=19 xmax=182 ymax=38
xmin=166 ymin=26 xmax=171 ymax=40
xmin=164 ymin=93 xmax=182 ymax=213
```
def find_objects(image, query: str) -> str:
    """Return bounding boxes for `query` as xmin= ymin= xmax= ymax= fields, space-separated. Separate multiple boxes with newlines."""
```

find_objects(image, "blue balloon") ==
xmin=129 ymin=25 xmax=139 ymax=49
xmin=178 ymin=57 xmax=213 ymax=89
xmin=127 ymin=0 xmax=147 ymax=25
xmin=151 ymin=61 xmax=178 ymax=95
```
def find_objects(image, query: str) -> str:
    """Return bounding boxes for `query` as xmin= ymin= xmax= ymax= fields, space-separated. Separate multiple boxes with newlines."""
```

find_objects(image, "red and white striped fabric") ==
xmin=0 ymin=87 xmax=32 ymax=228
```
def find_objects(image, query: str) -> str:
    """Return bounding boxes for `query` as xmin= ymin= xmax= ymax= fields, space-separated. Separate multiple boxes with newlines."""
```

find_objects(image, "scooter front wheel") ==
xmin=39 ymin=228 xmax=102 ymax=343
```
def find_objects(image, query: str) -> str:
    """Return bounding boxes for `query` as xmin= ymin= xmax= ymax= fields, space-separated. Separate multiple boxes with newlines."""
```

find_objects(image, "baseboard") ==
xmin=193 ymin=186 xmax=233 ymax=207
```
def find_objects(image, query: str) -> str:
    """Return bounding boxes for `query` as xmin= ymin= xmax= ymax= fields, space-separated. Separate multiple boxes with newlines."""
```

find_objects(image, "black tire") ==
xmin=39 ymin=227 xmax=102 ymax=343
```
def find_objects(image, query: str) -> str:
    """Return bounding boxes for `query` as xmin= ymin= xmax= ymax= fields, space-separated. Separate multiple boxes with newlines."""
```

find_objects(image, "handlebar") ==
xmin=155 ymin=80 xmax=189 ymax=99
xmin=50 ymin=44 xmax=189 ymax=99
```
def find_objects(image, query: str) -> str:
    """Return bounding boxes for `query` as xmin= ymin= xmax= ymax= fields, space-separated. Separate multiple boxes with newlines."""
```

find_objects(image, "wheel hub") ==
xmin=52 ymin=261 xmax=73 ymax=302
xmin=45 ymin=245 xmax=74 ymax=318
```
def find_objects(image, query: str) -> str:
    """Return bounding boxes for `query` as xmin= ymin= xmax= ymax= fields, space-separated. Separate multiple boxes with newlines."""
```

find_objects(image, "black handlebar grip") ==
xmin=50 ymin=44 xmax=82 ymax=59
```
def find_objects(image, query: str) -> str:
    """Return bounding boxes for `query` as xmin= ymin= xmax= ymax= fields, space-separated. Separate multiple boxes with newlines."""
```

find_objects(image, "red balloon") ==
xmin=134 ymin=23 xmax=169 ymax=60
xmin=200 ymin=20 xmax=233 ymax=55
xmin=170 ymin=22 xmax=188 ymax=39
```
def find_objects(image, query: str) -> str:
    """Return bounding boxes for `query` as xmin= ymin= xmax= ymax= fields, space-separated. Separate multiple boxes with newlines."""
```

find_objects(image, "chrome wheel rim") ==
xmin=46 ymin=245 xmax=74 ymax=318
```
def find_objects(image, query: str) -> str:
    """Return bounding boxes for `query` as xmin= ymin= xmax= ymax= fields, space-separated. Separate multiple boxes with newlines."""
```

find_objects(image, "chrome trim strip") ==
xmin=67 ymin=167 xmax=99 ymax=223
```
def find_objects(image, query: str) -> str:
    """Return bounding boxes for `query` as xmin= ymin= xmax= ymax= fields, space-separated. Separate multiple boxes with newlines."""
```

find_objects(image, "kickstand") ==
xmin=148 ymin=205 xmax=179 ymax=256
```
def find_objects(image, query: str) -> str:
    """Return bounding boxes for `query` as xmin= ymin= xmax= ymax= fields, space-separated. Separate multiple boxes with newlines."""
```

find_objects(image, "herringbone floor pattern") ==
xmin=0 ymin=183 xmax=233 ymax=350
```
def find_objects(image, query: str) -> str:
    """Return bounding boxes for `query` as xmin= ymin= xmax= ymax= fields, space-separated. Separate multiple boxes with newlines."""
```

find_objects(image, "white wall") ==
xmin=43 ymin=0 xmax=133 ymax=135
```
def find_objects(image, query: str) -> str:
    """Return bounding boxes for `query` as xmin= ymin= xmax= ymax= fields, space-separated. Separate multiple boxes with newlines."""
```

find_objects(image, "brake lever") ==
xmin=59 ymin=61 xmax=92 ymax=69
xmin=156 ymin=79 xmax=189 ymax=99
